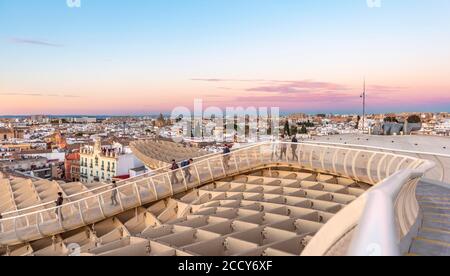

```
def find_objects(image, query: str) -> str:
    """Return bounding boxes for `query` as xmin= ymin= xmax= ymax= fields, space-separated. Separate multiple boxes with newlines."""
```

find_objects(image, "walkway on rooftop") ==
xmin=409 ymin=179 xmax=450 ymax=256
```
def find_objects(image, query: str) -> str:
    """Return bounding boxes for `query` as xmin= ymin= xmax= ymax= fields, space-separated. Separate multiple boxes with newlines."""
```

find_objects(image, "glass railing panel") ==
xmin=197 ymin=159 xmax=214 ymax=183
xmin=98 ymin=190 xmax=121 ymax=217
xmin=170 ymin=168 xmax=187 ymax=195
xmin=14 ymin=214 xmax=40 ymax=242
xmin=310 ymin=146 xmax=323 ymax=172
xmin=319 ymin=147 xmax=336 ymax=173
xmin=76 ymin=197 xmax=102 ymax=224
xmin=202 ymin=157 xmax=223 ymax=180
xmin=151 ymin=173 xmax=172 ymax=199
xmin=259 ymin=143 xmax=273 ymax=164
xmin=246 ymin=146 xmax=264 ymax=167
xmin=135 ymin=178 xmax=154 ymax=202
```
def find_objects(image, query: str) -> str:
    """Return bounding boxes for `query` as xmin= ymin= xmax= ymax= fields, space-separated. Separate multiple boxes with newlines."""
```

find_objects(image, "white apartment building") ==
xmin=79 ymin=138 xmax=144 ymax=183
xmin=73 ymin=117 xmax=97 ymax=123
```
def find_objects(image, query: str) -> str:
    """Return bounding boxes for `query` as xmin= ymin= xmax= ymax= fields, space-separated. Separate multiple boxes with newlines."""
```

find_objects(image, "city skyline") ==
xmin=1 ymin=0 xmax=450 ymax=115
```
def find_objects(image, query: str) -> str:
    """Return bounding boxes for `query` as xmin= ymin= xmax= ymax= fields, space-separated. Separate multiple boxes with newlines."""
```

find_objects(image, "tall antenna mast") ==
xmin=362 ymin=78 xmax=366 ymax=134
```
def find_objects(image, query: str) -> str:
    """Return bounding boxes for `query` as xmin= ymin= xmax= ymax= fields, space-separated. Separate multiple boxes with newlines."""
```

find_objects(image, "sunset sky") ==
xmin=1 ymin=0 xmax=450 ymax=115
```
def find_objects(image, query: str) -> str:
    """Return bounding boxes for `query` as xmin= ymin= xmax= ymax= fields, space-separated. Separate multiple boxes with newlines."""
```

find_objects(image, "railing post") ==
xmin=320 ymin=147 xmax=326 ymax=171
xmin=35 ymin=213 xmax=44 ymax=237
xmin=332 ymin=148 xmax=340 ymax=175
xmin=343 ymin=150 xmax=352 ymax=177
xmin=117 ymin=188 xmax=125 ymax=212
xmin=233 ymin=155 xmax=239 ymax=173
xmin=97 ymin=195 xmax=107 ymax=219
xmin=151 ymin=178 xmax=159 ymax=200
xmin=395 ymin=157 xmax=408 ymax=172
xmin=352 ymin=151 xmax=361 ymax=182
xmin=245 ymin=151 xmax=251 ymax=168
xmin=220 ymin=158 xmax=227 ymax=176
xmin=386 ymin=156 xmax=398 ymax=178
xmin=194 ymin=164 xmax=201 ymax=187
xmin=367 ymin=153 xmax=377 ymax=184
xmin=377 ymin=154 xmax=388 ymax=182
xmin=432 ymin=155 xmax=446 ymax=182
xmin=298 ymin=144 xmax=303 ymax=168
xmin=259 ymin=144 xmax=265 ymax=165
xmin=165 ymin=173 xmax=174 ymax=196
xmin=146 ymin=179 xmax=152 ymax=193
xmin=181 ymin=168 xmax=188 ymax=191
xmin=77 ymin=202 xmax=86 ymax=225
xmin=207 ymin=160 xmax=214 ymax=181
xmin=285 ymin=143 xmax=289 ymax=163
xmin=134 ymin=183 xmax=142 ymax=206
xmin=13 ymin=217 xmax=18 ymax=243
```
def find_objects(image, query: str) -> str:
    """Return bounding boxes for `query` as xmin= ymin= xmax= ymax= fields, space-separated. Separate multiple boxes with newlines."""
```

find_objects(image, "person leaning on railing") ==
xmin=271 ymin=138 xmax=279 ymax=161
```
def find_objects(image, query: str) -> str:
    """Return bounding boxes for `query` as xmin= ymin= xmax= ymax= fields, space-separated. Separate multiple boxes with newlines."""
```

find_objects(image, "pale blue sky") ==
xmin=1 ymin=0 xmax=450 ymax=115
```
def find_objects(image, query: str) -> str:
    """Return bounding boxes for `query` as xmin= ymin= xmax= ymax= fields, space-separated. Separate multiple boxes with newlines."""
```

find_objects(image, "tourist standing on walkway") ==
xmin=170 ymin=160 xmax=180 ymax=184
xmin=291 ymin=136 xmax=299 ymax=161
xmin=55 ymin=192 xmax=64 ymax=221
xmin=279 ymin=135 xmax=287 ymax=160
xmin=181 ymin=159 xmax=194 ymax=182
xmin=111 ymin=181 xmax=119 ymax=206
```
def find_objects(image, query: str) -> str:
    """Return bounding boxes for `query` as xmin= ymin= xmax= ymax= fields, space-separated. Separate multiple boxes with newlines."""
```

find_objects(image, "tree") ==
xmin=355 ymin=115 xmax=361 ymax=129
xmin=175 ymin=115 xmax=183 ymax=123
xmin=384 ymin=117 xmax=398 ymax=123
xmin=407 ymin=115 xmax=421 ymax=124
xmin=290 ymin=124 xmax=298 ymax=135
xmin=156 ymin=113 xmax=166 ymax=126
xmin=299 ymin=125 xmax=308 ymax=134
